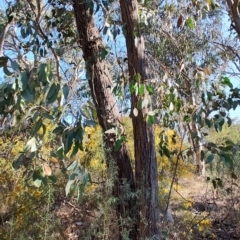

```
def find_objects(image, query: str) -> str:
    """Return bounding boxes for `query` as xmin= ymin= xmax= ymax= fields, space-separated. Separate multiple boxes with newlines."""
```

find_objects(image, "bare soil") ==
xmin=51 ymin=175 xmax=240 ymax=239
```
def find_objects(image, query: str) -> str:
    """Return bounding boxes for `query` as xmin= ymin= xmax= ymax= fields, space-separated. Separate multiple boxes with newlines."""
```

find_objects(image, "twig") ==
xmin=185 ymin=212 xmax=211 ymax=238
xmin=165 ymin=129 xmax=186 ymax=215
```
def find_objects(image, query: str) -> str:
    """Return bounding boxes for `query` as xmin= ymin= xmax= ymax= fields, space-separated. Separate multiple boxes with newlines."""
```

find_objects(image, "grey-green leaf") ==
xmin=64 ymin=130 xmax=74 ymax=154
xmin=19 ymin=72 xmax=29 ymax=91
xmin=42 ymin=112 xmax=54 ymax=120
xmin=11 ymin=60 xmax=19 ymax=71
xmin=67 ymin=160 xmax=78 ymax=171
xmin=3 ymin=65 xmax=13 ymax=76
xmin=46 ymin=83 xmax=57 ymax=99
xmin=62 ymin=84 xmax=69 ymax=100
xmin=65 ymin=179 xmax=74 ymax=196
xmin=205 ymin=154 xmax=214 ymax=164
xmin=85 ymin=119 xmax=98 ymax=127
xmin=21 ymin=87 xmax=34 ymax=102
xmin=47 ymin=84 xmax=60 ymax=104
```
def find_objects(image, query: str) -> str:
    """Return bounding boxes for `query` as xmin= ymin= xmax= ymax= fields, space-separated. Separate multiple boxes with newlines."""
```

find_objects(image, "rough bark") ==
xmin=119 ymin=0 xmax=161 ymax=238
xmin=226 ymin=0 xmax=240 ymax=39
xmin=72 ymin=1 xmax=137 ymax=238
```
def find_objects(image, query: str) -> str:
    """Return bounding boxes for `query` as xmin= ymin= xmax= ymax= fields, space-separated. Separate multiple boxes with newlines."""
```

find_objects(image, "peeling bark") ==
xmin=187 ymin=120 xmax=205 ymax=176
xmin=119 ymin=0 xmax=161 ymax=238
xmin=72 ymin=1 xmax=137 ymax=238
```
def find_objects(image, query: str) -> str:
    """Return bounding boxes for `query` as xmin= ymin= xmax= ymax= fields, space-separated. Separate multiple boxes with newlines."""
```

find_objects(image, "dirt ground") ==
xmin=52 ymin=175 xmax=240 ymax=240
xmin=167 ymin=175 xmax=240 ymax=240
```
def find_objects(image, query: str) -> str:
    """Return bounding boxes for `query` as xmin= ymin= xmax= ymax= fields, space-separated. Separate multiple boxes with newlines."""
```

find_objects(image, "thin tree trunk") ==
xmin=119 ymin=0 xmax=161 ymax=238
xmin=188 ymin=120 xmax=205 ymax=175
xmin=72 ymin=1 xmax=137 ymax=238
xmin=184 ymin=79 xmax=205 ymax=176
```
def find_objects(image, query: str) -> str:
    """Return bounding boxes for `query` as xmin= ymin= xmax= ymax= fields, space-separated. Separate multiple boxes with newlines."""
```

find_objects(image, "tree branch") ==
xmin=0 ymin=19 xmax=14 ymax=56
xmin=226 ymin=0 xmax=240 ymax=39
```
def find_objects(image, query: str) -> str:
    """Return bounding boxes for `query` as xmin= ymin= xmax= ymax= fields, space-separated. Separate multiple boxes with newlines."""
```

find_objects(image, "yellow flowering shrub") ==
xmin=180 ymin=211 xmax=212 ymax=237
xmin=198 ymin=217 xmax=211 ymax=232
xmin=0 ymin=164 xmax=50 ymax=239
xmin=155 ymin=126 xmax=194 ymax=178
xmin=78 ymin=119 xmax=194 ymax=204
xmin=154 ymin=126 xmax=194 ymax=208
xmin=183 ymin=200 xmax=193 ymax=210
xmin=79 ymin=125 xmax=106 ymax=171
xmin=68 ymin=125 xmax=106 ymax=194
xmin=0 ymin=121 xmax=61 ymax=239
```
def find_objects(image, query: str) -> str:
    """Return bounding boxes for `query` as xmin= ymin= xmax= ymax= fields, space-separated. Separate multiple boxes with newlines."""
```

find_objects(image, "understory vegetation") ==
xmin=1 ymin=121 xmax=240 ymax=239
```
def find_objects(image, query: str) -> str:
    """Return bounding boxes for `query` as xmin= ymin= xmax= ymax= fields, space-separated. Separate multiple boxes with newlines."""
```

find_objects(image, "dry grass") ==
xmin=161 ymin=174 xmax=240 ymax=240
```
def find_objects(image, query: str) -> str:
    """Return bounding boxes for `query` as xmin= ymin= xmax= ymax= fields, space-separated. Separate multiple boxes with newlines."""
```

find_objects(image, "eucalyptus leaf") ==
xmin=0 ymin=56 xmax=9 ymax=67
xmin=205 ymin=154 xmax=214 ymax=164
xmin=38 ymin=63 xmax=48 ymax=84
xmin=65 ymin=179 xmax=74 ymax=196
xmin=26 ymin=137 xmax=38 ymax=152
xmin=42 ymin=112 xmax=54 ymax=120
xmin=47 ymin=84 xmax=60 ymax=104
xmin=105 ymin=128 xmax=117 ymax=134
xmin=114 ymin=139 xmax=123 ymax=152
xmin=100 ymin=47 xmax=109 ymax=60
xmin=148 ymin=115 xmax=154 ymax=124
xmin=12 ymin=154 xmax=25 ymax=169
xmin=11 ymin=60 xmax=19 ymax=71
xmin=53 ymin=126 xmax=64 ymax=134
xmin=46 ymin=83 xmax=57 ymax=99
xmin=64 ymin=130 xmax=74 ymax=154
xmin=85 ymin=119 xmax=98 ymax=127
xmin=31 ymin=118 xmax=42 ymax=136
xmin=19 ymin=72 xmax=29 ymax=91
xmin=186 ymin=17 xmax=194 ymax=29
xmin=21 ymin=87 xmax=34 ymax=102
xmin=138 ymin=83 xmax=144 ymax=96
xmin=56 ymin=146 xmax=64 ymax=160
xmin=62 ymin=84 xmax=69 ymax=100
xmin=67 ymin=160 xmax=78 ymax=171
xmin=70 ymin=142 xmax=81 ymax=158
xmin=33 ymin=179 xmax=42 ymax=188
xmin=77 ymin=184 xmax=85 ymax=203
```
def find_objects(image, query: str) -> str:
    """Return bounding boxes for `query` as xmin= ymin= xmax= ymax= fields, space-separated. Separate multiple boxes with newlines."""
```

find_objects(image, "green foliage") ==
xmin=0 ymin=0 xmax=240 ymax=238
xmin=0 ymin=136 xmax=63 ymax=239
xmin=205 ymin=123 xmax=240 ymax=173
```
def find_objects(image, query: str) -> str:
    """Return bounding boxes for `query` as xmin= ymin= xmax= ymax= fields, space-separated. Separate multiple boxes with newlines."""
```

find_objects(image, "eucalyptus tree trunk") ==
xmin=226 ymin=0 xmax=240 ymax=39
xmin=72 ymin=1 xmax=137 ymax=238
xmin=73 ymin=0 xmax=161 ymax=238
xmin=187 ymin=120 xmax=205 ymax=176
xmin=184 ymin=80 xmax=205 ymax=176
xmin=119 ymin=0 xmax=161 ymax=238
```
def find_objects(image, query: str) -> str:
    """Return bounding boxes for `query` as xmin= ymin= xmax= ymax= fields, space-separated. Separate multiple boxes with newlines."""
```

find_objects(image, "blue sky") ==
xmin=0 ymin=1 xmax=6 ymax=10
xmin=0 ymin=1 xmax=240 ymax=121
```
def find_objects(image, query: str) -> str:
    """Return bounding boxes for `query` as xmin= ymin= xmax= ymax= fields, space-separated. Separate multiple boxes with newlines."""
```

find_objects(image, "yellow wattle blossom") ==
xmin=198 ymin=218 xmax=211 ymax=232
xmin=183 ymin=200 xmax=193 ymax=210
